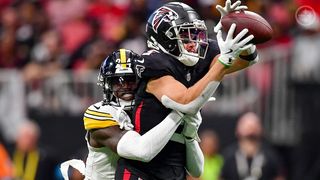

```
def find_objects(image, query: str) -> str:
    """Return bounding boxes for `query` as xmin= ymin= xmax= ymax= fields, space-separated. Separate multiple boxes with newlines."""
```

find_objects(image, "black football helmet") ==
xmin=97 ymin=49 xmax=140 ymax=110
xmin=146 ymin=2 xmax=209 ymax=66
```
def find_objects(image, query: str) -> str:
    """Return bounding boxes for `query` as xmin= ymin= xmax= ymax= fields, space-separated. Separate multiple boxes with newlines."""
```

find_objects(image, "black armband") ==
xmin=239 ymin=50 xmax=258 ymax=61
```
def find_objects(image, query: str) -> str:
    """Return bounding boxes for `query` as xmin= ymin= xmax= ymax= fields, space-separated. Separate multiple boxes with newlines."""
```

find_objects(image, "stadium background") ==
xmin=0 ymin=0 xmax=320 ymax=179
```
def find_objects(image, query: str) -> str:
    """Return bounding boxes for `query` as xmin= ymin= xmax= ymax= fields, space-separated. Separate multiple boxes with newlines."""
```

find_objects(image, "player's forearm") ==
xmin=116 ymin=111 xmax=183 ymax=162
xmin=185 ymin=57 xmax=227 ymax=97
xmin=161 ymin=58 xmax=227 ymax=114
xmin=185 ymin=138 xmax=204 ymax=177
xmin=225 ymin=58 xmax=250 ymax=74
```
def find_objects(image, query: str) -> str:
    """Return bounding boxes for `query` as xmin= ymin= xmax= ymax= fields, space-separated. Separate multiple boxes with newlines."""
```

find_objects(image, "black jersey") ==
xmin=116 ymin=40 xmax=220 ymax=180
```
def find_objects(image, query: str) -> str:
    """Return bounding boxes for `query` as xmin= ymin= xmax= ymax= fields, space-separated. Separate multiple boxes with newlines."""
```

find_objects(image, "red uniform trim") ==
xmin=135 ymin=101 xmax=143 ymax=133
xmin=123 ymin=168 xmax=131 ymax=180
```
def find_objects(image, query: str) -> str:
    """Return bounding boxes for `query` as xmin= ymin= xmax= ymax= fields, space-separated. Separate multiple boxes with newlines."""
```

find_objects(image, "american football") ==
xmin=221 ymin=10 xmax=273 ymax=44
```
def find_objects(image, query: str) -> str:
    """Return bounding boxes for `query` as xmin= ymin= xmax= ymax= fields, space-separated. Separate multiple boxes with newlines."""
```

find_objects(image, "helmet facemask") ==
xmin=98 ymin=74 xmax=136 ymax=111
xmin=106 ymin=75 xmax=136 ymax=110
xmin=166 ymin=20 xmax=209 ymax=66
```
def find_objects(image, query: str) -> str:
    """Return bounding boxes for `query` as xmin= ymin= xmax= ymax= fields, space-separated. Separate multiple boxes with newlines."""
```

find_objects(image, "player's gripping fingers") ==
xmin=216 ymin=5 xmax=225 ymax=15
xmin=232 ymin=1 xmax=248 ymax=11
xmin=235 ymin=5 xmax=248 ymax=11
xmin=216 ymin=30 xmax=223 ymax=44
xmin=233 ymin=28 xmax=249 ymax=44
xmin=216 ymin=0 xmax=231 ymax=16
xmin=214 ymin=21 xmax=222 ymax=33
xmin=226 ymin=23 xmax=237 ymax=41
xmin=230 ymin=0 xmax=242 ymax=10
xmin=225 ymin=0 xmax=232 ymax=11
xmin=239 ymin=43 xmax=254 ymax=52
xmin=237 ymin=34 xmax=254 ymax=48
xmin=215 ymin=0 xmax=248 ymax=33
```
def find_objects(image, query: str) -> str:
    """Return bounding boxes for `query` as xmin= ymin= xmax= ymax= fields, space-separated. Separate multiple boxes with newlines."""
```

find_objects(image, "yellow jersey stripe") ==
xmin=84 ymin=117 xmax=119 ymax=130
xmin=120 ymin=48 xmax=127 ymax=69
xmin=85 ymin=109 xmax=113 ymax=118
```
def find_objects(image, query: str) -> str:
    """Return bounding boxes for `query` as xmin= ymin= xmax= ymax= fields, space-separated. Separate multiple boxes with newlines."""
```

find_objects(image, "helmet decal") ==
xmin=115 ymin=49 xmax=133 ymax=74
xmin=152 ymin=7 xmax=178 ymax=33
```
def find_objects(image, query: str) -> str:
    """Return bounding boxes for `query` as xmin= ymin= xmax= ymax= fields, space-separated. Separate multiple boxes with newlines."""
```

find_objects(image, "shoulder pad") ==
xmin=83 ymin=102 xmax=119 ymax=130
xmin=136 ymin=51 xmax=174 ymax=79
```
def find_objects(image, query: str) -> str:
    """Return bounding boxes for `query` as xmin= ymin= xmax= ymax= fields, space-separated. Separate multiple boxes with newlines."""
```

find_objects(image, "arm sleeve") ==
xmin=185 ymin=138 xmax=204 ymax=178
xmin=116 ymin=110 xmax=183 ymax=162
xmin=161 ymin=81 xmax=220 ymax=115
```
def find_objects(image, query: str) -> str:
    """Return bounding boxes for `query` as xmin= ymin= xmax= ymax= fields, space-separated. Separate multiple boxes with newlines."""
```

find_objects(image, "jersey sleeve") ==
xmin=83 ymin=102 xmax=119 ymax=130
xmin=137 ymin=50 xmax=173 ymax=79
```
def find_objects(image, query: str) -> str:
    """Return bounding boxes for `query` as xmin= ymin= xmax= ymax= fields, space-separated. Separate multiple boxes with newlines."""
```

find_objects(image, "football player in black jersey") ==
xmin=115 ymin=1 xmax=259 ymax=180
xmin=60 ymin=49 xmax=203 ymax=179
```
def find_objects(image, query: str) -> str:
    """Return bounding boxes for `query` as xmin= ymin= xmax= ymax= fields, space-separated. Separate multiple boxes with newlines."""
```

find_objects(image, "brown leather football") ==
xmin=221 ymin=11 xmax=273 ymax=44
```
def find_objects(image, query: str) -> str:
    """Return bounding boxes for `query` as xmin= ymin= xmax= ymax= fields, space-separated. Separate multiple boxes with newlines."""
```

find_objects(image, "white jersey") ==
xmin=84 ymin=141 xmax=119 ymax=180
xmin=84 ymin=101 xmax=133 ymax=180
xmin=60 ymin=101 xmax=133 ymax=180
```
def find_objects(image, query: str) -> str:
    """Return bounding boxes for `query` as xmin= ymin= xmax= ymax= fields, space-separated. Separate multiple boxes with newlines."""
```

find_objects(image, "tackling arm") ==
xmin=90 ymin=110 xmax=184 ymax=162
xmin=185 ymin=138 xmax=204 ymax=177
xmin=183 ymin=112 xmax=204 ymax=177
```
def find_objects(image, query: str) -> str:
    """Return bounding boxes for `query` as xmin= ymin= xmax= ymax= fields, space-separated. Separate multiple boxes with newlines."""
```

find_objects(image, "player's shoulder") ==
xmin=141 ymin=49 xmax=161 ymax=59
xmin=137 ymin=49 xmax=175 ymax=79
xmin=83 ymin=101 xmax=119 ymax=130
xmin=141 ymin=49 xmax=172 ymax=66
xmin=87 ymin=102 xmax=116 ymax=115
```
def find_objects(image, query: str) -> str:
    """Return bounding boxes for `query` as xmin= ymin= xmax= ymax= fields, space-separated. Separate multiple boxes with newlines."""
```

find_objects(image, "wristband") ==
xmin=239 ymin=50 xmax=258 ymax=61
xmin=239 ymin=45 xmax=257 ymax=61
xmin=218 ymin=56 xmax=232 ymax=68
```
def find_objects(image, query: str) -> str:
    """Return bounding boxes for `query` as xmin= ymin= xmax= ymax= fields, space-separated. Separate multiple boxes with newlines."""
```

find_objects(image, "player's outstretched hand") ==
xmin=214 ymin=0 xmax=248 ymax=33
xmin=217 ymin=23 xmax=254 ymax=67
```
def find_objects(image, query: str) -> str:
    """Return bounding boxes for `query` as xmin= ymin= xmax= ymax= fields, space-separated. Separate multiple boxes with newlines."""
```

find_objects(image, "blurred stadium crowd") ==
xmin=0 ymin=0 xmax=320 ymax=179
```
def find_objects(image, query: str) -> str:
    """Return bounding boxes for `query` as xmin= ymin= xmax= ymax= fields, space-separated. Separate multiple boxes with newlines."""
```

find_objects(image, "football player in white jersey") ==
xmin=60 ymin=49 xmax=204 ymax=180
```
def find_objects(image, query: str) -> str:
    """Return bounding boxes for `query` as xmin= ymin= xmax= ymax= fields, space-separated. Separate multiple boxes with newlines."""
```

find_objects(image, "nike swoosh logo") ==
xmin=225 ymin=49 xmax=233 ymax=54
xmin=136 ymin=58 xmax=144 ymax=63
xmin=93 ymin=105 xmax=100 ymax=109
